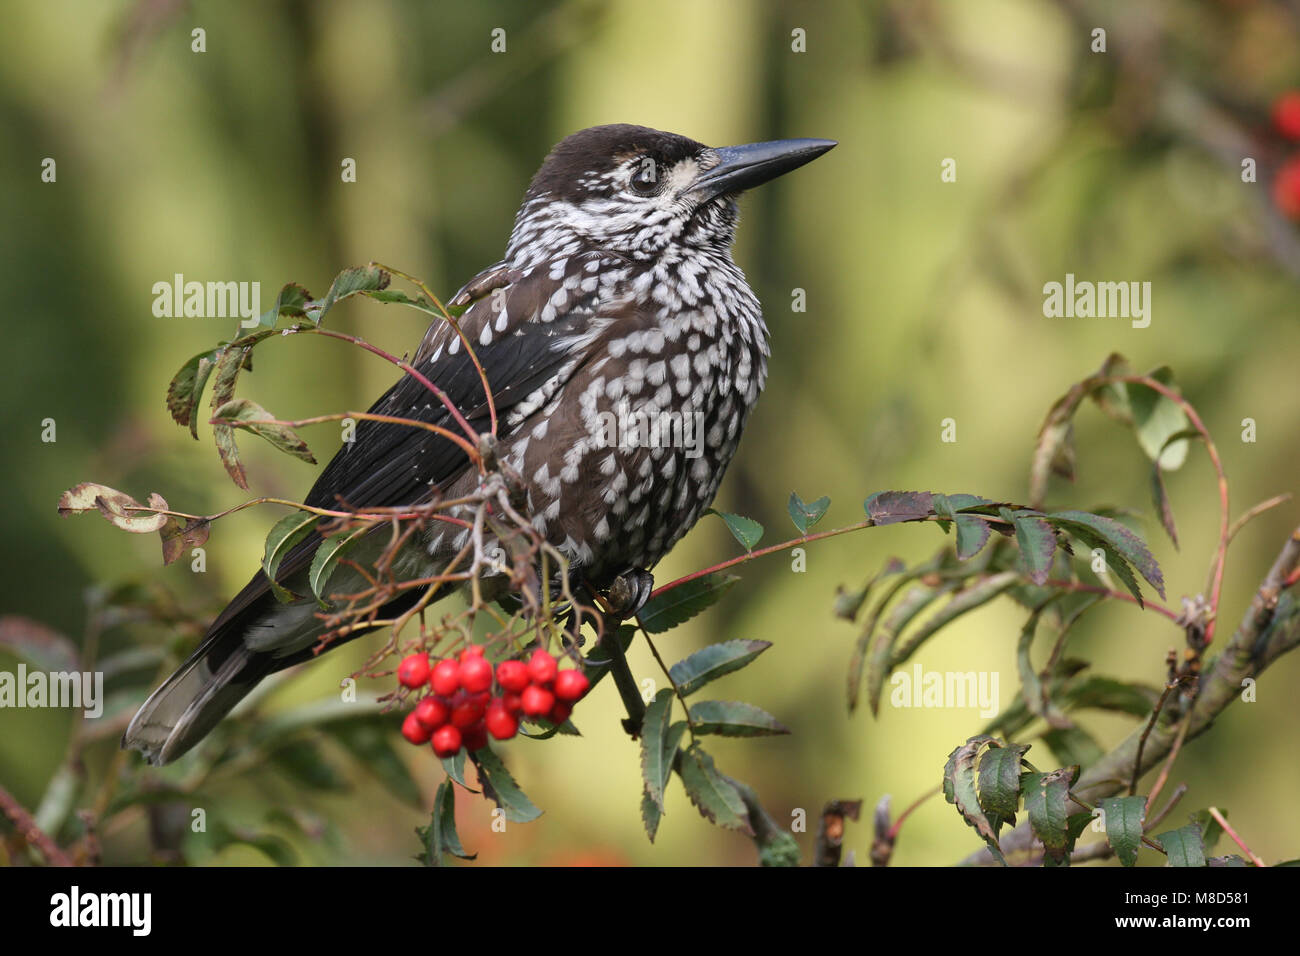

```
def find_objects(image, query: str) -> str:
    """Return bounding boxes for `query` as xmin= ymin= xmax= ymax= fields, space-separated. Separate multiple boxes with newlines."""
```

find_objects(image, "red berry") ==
xmin=527 ymin=649 xmax=558 ymax=685
xmin=397 ymin=653 xmax=431 ymax=689
xmin=485 ymin=703 xmax=519 ymax=740
xmin=1274 ymin=156 xmax=1300 ymax=220
xmin=463 ymin=724 xmax=489 ymax=752
xmin=401 ymin=710 xmax=432 ymax=744
xmin=431 ymin=724 xmax=462 ymax=758
xmin=501 ymin=691 xmax=523 ymax=715
xmin=451 ymin=696 xmax=486 ymax=729
xmin=414 ymin=695 xmax=449 ymax=729
xmin=521 ymin=684 xmax=555 ymax=717
xmin=1274 ymin=91 xmax=1300 ymax=141
xmin=554 ymin=669 xmax=590 ymax=702
xmin=458 ymin=643 xmax=485 ymax=663
xmin=496 ymin=659 xmax=529 ymax=693
xmin=460 ymin=654 xmax=493 ymax=693
xmin=549 ymin=701 xmax=573 ymax=725
xmin=430 ymin=658 xmax=461 ymax=696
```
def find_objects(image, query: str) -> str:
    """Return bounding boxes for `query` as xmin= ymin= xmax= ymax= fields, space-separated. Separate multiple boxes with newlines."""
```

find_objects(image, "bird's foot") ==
xmin=602 ymin=568 xmax=655 ymax=621
xmin=555 ymin=568 xmax=654 ymax=648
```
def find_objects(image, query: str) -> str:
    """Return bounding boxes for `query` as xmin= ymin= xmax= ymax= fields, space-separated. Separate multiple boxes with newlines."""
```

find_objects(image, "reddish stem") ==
xmin=0 ymin=784 xmax=73 ymax=866
xmin=299 ymin=327 xmax=482 ymax=456
xmin=649 ymin=521 xmax=872 ymax=599
xmin=1106 ymin=375 xmax=1229 ymax=646
xmin=1044 ymin=579 xmax=1180 ymax=624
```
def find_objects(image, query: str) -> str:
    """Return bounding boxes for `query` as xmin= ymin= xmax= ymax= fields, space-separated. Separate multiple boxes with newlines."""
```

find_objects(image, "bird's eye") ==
xmin=629 ymin=159 xmax=660 ymax=195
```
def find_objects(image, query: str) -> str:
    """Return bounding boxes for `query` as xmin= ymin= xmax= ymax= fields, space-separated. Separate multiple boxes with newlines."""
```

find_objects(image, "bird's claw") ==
xmin=603 ymin=568 xmax=655 ymax=620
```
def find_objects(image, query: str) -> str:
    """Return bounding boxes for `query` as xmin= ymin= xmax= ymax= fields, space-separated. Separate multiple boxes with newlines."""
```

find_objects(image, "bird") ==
xmin=123 ymin=124 xmax=835 ymax=765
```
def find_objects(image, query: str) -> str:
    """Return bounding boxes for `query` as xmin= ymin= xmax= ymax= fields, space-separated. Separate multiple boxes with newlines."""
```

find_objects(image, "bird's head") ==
xmin=505 ymin=124 xmax=835 ymax=266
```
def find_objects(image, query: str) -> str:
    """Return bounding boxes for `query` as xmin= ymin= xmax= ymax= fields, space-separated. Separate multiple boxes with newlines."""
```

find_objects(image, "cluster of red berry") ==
xmin=1272 ymin=92 xmax=1300 ymax=220
xmin=396 ymin=645 xmax=590 ymax=758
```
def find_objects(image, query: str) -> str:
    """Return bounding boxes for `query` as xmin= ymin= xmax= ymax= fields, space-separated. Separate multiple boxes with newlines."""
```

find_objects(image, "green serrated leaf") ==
xmin=308 ymin=528 xmax=366 ymax=606
xmin=260 ymin=282 xmax=312 ymax=329
xmin=933 ymin=492 xmax=955 ymax=532
xmin=787 ymin=492 xmax=830 ymax=534
xmin=261 ymin=512 xmax=321 ymax=603
xmin=440 ymin=750 xmax=476 ymax=791
xmin=640 ymin=689 xmax=675 ymax=811
xmin=417 ymin=782 xmax=475 ymax=865
xmin=518 ymin=713 xmax=581 ymax=738
xmin=1190 ymin=808 xmax=1225 ymax=852
xmin=976 ymin=743 xmax=1028 ymax=824
xmin=943 ymin=735 xmax=1006 ymax=864
xmin=865 ymin=490 xmax=935 ymax=525
xmin=640 ymin=719 xmax=687 ymax=843
xmin=212 ymin=398 xmax=316 ymax=464
xmin=1100 ymin=795 xmax=1147 ymax=867
xmin=1050 ymin=811 xmax=1093 ymax=868
xmin=1003 ymin=508 xmax=1057 ymax=586
xmin=955 ymin=515 xmax=992 ymax=560
xmin=668 ymin=639 xmax=771 ymax=697
xmin=688 ymin=700 xmax=789 ymax=737
xmin=158 ymin=511 xmax=210 ymax=566
xmin=361 ymin=288 xmax=436 ymax=313
xmin=705 ymin=509 xmax=763 ymax=550
xmin=313 ymin=265 xmax=391 ymax=324
xmin=1029 ymin=356 xmax=1135 ymax=507
xmin=637 ymin=573 xmax=739 ymax=634
xmin=1047 ymin=510 xmax=1164 ymax=598
xmin=1021 ymin=766 xmax=1080 ymax=859
xmin=1073 ymin=525 xmax=1147 ymax=608
xmin=678 ymin=746 xmax=752 ymax=833
xmin=473 ymin=746 xmax=541 ymax=823
xmin=166 ymin=350 xmax=220 ymax=438
xmin=641 ymin=789 xmax=664 ymax=843
xmin=1156 ymin=823 xmax=1207 ymax=867
xmin=1149 ymin=461 xmax=1179 ymax=550
xmin=207 ymin=341 xmax=258 ymax=488
xmin=1130 ymin=368 xmax=1191 ymax=470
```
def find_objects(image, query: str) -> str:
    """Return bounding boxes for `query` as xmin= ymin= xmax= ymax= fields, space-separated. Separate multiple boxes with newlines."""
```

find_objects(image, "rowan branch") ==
xmin=960 ymin=523 xmax=1300 ymax=864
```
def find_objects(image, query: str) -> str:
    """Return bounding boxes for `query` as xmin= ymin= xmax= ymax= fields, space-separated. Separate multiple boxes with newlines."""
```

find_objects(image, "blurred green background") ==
xmin=2 ymin=0 xmax=1299 ymax=866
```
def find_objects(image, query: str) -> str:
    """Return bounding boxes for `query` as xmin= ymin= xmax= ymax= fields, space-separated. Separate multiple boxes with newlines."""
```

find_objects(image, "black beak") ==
xmin=688 ymin=137 xmax=836 ymax=202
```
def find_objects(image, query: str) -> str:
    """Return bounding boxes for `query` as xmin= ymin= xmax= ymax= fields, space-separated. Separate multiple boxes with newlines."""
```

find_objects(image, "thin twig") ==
xmin=1129 ymin=677 xmax=1188 ymax=797
xmin=1207 ymin=806 xmax=1266 ymax=867
xmin=1227 ymin=494 xmax=1293 ymax=545
xmin=299 ymin=327 xmax=482 ymax=451
xmin=1144 ymin=782 xmax=1188 ymax=831
xmin=1105 ymin=374 xmax=1230 ymax=646
xmin=0 ymin=784 xmax=74 ymax=866
xmin=1144 ymin=709 xmax=1193 ymax=815
xmin=373 ymin=261 xmax=499 ymax=438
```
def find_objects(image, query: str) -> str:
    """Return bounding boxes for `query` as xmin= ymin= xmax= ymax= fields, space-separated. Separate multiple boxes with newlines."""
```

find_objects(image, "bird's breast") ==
xmin=427 ymin=253 xmax=769 ymax=586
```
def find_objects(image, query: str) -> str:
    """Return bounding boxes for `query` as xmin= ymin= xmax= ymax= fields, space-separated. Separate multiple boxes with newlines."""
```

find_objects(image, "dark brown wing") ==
xmin=205 ymin=255 xmax=610 ymax=635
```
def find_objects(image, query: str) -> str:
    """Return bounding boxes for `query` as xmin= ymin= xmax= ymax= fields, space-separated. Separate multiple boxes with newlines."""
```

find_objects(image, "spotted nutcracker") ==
xmin=123 ymin=124 xmax=835 ymax=765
